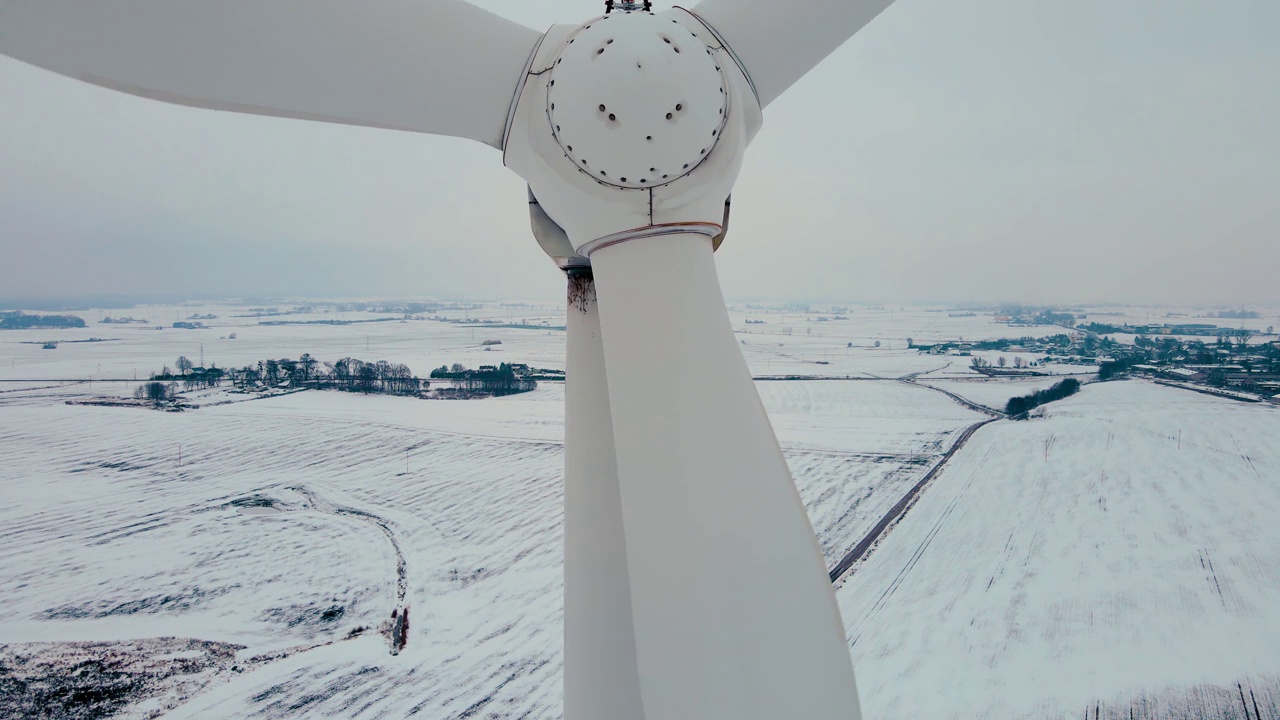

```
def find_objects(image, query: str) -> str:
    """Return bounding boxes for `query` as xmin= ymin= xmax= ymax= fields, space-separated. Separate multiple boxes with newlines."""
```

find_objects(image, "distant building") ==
xmin=1171 ymin=323 xmax=1219 ymax=334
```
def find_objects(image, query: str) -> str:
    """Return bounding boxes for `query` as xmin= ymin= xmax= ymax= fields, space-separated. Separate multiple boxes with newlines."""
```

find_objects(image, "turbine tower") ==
xmin=0 ymin=1 xmax=897 ymax=717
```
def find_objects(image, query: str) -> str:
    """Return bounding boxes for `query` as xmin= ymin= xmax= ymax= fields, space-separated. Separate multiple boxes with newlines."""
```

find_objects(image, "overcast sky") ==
xmin=1 ymin=0 xmax=1277 ymax=306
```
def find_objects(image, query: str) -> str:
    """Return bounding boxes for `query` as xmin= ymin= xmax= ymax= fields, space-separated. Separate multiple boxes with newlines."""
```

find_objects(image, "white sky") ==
xmin=1 ymin=0 xmax=1277 ymax=306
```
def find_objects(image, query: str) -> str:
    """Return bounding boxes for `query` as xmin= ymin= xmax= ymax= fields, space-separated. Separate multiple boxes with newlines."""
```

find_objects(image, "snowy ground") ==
xmin=0 ymin=376 xmax=982 ymax=718
xmin=2 ymin=301 xmax=1279 ymax=719
xmin=0 ymin=393 xmax=566 ymax=718
xmin=841 ymin=380 xmax=1280 ymax=719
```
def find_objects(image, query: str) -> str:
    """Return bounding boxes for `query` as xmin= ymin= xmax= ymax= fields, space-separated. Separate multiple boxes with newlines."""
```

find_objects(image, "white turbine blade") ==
xmin=0 ymin=0 xmax=540 ymax=147
xmin=563 ymin=271 xmax=645 ymax=720
xmin=590 ymin=234 xmax=862 ymax=719
xmin=689 ymin=0 xmax=896 ymax=108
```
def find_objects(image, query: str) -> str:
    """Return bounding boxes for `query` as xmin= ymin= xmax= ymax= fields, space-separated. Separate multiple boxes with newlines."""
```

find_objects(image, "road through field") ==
xmin=826 ymin=371 xmax=1004 ymax=583
xmin=828 ymin=416 xmax=998 ymax=584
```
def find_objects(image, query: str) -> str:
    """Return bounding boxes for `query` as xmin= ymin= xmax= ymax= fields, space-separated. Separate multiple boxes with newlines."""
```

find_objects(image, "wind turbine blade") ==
xmin=0 ymin=0 xmax=540 ymax=148
xmin=688 ymin=0 xmax=896 ymax=108
xmin=590 ymin=234 xmax=862 ymax=719
xmin=563 ymin=271 xmax=645 ymax=720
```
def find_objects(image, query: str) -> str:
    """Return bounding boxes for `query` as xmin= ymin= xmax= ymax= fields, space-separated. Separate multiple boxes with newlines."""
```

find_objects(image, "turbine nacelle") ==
xmin=504 ymin=8 xmax=761 ymax=267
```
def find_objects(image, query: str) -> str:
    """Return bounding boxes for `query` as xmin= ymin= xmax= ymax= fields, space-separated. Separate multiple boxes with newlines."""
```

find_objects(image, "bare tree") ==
xmin=300 ymin=353 xmax=316 ymax=382
xmin=236 ymin=365 xmax=261 ymax=388
xmin=279 ymin=358 xmax=298 ymax=384
xmin=176 ymin=356 xmax=193 ymax=375
xmin=135 ymin=381 xmax=171 ymax=405
xmin=333 ymin=358 xmax=352 ymax=389
xmin=357 ymin=364 xmax=378 ymax=394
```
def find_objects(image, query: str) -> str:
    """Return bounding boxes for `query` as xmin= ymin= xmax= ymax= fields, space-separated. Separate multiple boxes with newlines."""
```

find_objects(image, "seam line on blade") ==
xmin=502 ymin=32 xmax=548 ymax=155
xmin=673 ymin=6 xmax=760 ymax=106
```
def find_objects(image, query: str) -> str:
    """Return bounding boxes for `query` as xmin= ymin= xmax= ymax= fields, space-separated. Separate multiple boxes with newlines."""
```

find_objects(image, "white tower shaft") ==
xmin=563 ymin=271 xmax=646 ymax=720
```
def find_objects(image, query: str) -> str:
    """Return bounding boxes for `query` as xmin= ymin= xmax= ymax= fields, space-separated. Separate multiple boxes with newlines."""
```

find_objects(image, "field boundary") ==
xmin=828 ymin=416 xmax=997 ymax=585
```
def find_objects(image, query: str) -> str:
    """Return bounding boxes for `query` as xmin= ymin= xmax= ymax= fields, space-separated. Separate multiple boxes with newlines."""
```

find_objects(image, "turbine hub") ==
xmin=547 ymin=13 xmax=727 ymax=190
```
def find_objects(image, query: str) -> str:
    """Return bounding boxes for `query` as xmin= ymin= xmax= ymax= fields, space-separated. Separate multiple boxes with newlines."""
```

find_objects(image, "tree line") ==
xmin=227 ymin=355 xmax=424 ymax=396
xmin=133 ymin=381 xmax=178 ymax=405
xmin=0 ymin=311 xmax=86 ymax=329
xmin=430 ymin=362 xmax=537 ymax=396
xmin=1005 ymin=378 xmax=1081 ymax=417
xmin=149 ymin=353 xmax=423 ymax=396
xmin=148 ymin=355 xmax=538 ymax=398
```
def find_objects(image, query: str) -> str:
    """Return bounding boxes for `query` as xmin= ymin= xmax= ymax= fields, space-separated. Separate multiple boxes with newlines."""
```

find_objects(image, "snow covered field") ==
xmin=2 ymin=301 xmax=1278 ymax=718
xmin=841 ymin=381 xmax=1280 ymax=719
xmin=0 ymin=393 xmax=568 ymax=717
xmin=0 ymin=378 xmax=977 ymax=718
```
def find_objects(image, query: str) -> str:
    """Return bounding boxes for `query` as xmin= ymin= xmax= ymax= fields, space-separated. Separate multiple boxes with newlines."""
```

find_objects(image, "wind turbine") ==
xmin=0 ymin=1 xmax=896 ymax=717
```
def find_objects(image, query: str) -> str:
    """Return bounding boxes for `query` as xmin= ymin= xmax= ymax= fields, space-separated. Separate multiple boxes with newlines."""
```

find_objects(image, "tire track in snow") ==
xmin=1199 ymin=549 xmax=1227 ymax=607
xmin=905 ymin=375 xmax=1008 ymax=418
xmin=288 ymin=486 xmax=410 ymax=654
xmin=848 ymin=444 xmax=995 ymax=646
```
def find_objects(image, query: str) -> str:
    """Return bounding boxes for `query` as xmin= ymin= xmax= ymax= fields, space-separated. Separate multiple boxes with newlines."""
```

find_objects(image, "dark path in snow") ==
xmin=288 ymin=486 xmax=410 ymax=654
xmin=827 ymin=416 xmax=997 ymax=584
xmin=827 ymin=375 xmax=1004 ymax=584
xmin=903 ymin=374 xmax=1007 ymax=417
